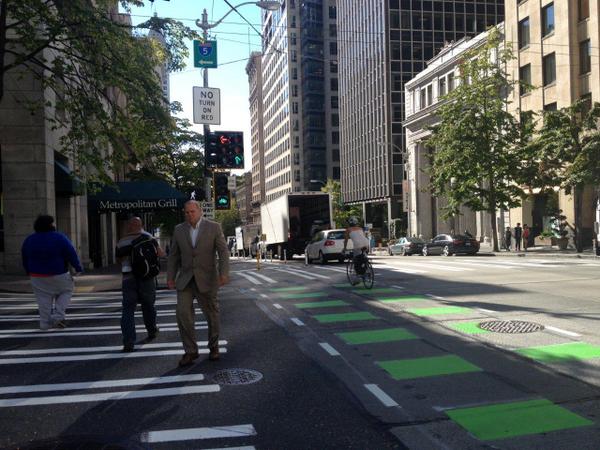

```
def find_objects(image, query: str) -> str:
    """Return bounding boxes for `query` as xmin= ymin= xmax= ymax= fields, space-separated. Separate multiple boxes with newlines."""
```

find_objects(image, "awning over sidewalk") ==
xmin=88 ymin=181 xmax=188 ymax=213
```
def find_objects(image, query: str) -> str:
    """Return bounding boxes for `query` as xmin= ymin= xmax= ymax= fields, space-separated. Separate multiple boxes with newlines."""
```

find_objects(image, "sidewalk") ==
xmin=0 ymin=265 xmax=169 ymax=294
xmin=477 ymin=243 xmax=599 ymax=258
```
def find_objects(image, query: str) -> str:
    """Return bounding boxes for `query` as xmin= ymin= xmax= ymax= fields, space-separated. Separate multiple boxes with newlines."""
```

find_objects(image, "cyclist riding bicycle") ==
xmin=343 ymin=217 xmax=370 ymax=275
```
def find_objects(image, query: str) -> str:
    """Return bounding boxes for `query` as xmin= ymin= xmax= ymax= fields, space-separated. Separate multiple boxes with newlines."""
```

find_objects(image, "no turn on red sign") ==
xmin=193 ymin=87 xmax=220 ymax=125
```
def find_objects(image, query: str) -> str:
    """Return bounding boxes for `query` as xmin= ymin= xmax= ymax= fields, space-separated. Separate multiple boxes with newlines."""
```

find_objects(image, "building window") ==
xmin=542 ymin=4 xmax=554 ymax=37
xmin=329 ymin=42 xmax=337 ymax=55
xmin=329 ymin=61 xmax=337 ymax=74
xmin=330 ymin=78 xmax=338 ymax=91
xmin=420 ymin=88 xmax=427 ymax=109
xmin=332 ymin=131 xmax=339 ymax=144
xmin=580 ymin=39 xmax=591 ymax=74
xmin=544 ymin=102 xmax=557 ymax=111
xmin=519 ymin=64 xmax=531 ymax=95
xmin=518 ymin=17 xmax=530 ymax=49
xmin=331 ymin=113 xmax=339 ymax=126
xmin=331 ymin=96 xmax=338 ymax=109
xmin=329 ymin=24 xmax=336 ymax=38
xmin=579 ymin=0 xmax=589 ymax=20
xmin=438 ymin=77 xmax=446 ymax=96
xmin=543 ymin=53 xmax=556 ymax=86
xmin=328 ymin=6 xmax=336 ymax=19
xmin=447 ymin=72 xmax=455 ymax=92
xmin=426 ymin=84 xmax=433 ymax=105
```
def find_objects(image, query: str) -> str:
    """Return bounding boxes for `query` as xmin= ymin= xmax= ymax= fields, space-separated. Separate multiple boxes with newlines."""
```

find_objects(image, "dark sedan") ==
xmin=422 ymin=234 xmax=480 ymax=256
xmin=388 ymin=237 xmax=425 ymax=256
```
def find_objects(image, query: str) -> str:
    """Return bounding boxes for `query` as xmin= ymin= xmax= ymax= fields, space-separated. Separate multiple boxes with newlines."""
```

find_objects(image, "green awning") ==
xmin=55 ymin=161 xmax=83 ymax=197
xmin=88 ymin=181 xmax=188 ymax=213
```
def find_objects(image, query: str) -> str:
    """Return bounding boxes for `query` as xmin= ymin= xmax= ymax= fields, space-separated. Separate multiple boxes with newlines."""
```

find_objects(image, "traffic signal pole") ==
xmin=201 ymin=9 xmax=212 ymax=202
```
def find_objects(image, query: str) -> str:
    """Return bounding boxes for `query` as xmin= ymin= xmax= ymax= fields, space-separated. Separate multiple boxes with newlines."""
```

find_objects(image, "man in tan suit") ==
xmin=167 ymin=200 xmax=230 ymax=367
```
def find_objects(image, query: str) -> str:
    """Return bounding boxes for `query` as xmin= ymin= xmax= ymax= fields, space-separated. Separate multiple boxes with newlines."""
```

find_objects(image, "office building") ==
xmin=258 ymin=0 xmax=340 ymax=205
xmin=337 ymin=0 xmax=504 ymax=241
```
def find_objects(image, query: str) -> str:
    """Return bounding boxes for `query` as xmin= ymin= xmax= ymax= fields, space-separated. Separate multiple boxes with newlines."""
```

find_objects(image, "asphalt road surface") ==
xmin=2 ymin=253 xmax=600 ymax=449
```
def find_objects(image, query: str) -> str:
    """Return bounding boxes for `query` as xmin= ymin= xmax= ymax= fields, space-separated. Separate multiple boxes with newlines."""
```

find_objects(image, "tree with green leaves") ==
xmin=319 ymin=179 xmax=362 ymax=228
xmin=0 ymin=0 xmax=198 ymax=183
xmin=427 ymin=27 xmax=530 ymax=252
xmin=527 ymin=99 xmax=600 ymax=252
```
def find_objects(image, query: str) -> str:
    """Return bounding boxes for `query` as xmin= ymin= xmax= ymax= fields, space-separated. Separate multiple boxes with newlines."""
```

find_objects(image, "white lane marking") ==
xmin=236 ymin=272 xmax=262 ymax=285
xmin=545 ymin=326 xmax=581 ymax=337
xmin=0 ymin=374 xmax=207 ymax=395
xmin=285 ymin=267 xmax=330 ymax=280
xmin=0 ymin=348 xmax=226 ymax=365
xmin=315 ymin=266 xmax=346 ymax=273
xmin=426 ymin=294 xmax=445 ymax=300
xmin=485 ymin=260 xmax=558 ymax=268
xmin=0 ymin=340 xmax=228 ymax=356
xmin=319 ymin=342 xmax=340 ymax=356
xmin=248 ymin=272 xmax=277 ymax=283
xmin=0 ymin=311 xmax=178 ymax=322
xmin=249 ymin=288 xmax=256 ymax=291
xmin=203 ymin=446 xmax=256 ymax=450
xmin=412 ymin=261 xmax=474 ymax=272
xmin=273 ymin=304 xmax=283 ymax=309
xmin=445 ymin=261 xmax=513 ymax=270
xmin=0 ymin=300 xmax=177 ymax=311
xmin=272 ymin=269 xmax=317 ymax=280
xmin=259 ymin=294 xmax=269 ymax=299
xmin=141 ymin=424 xmax=256 ymax=443
xmin=0 ymin=384 xmax=220 ymax=408
xmin=290 ymin=318 xmax=305 ymax=326
xmin=364 ymin=384 xmax=399 ymax=407
xmin=372 ymin=264 xmax=425 ymax=274
xmin=477 ymin=308 xmax=495 ymax=314
xmin=2 ymin=322 xmax=204 ymax=334
xmin=0 ymin=326 xmax=207 ymax=339
xmin=391 ymin=285 xmax=405 ymax=290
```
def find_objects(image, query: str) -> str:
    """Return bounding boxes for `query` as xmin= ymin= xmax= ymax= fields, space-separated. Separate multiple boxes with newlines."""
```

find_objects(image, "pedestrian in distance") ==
xmin=115 ymin=217 xmax=164 ymax=352
xmin=504 ymin=226 xmax=512 ymax=251
xmin=167 ymin=200 xmax=230 ymax=367
xmin=523 ymin=224 xmax=530 ymax=251
xmin=514 ymin=222 xmax=523 ymax=252
xmin=21 ymin=215 xmax=83 ymax=330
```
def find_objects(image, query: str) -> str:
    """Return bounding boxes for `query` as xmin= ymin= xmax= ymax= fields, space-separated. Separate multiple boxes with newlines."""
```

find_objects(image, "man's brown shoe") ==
xmin=208 ymin=349 xmax=220 ymax=361
xmin=178 ymin=352 xmax=199 ymax=367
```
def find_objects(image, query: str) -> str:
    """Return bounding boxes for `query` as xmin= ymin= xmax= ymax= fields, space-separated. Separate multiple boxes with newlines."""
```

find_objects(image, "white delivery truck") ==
xmin=260 ymin=191 xmax=333 ymax=260
xmin=234 ymin=224 xmax=261 ymax=257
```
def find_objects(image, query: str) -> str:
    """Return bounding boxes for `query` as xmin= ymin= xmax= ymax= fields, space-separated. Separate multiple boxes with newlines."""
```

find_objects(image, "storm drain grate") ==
xmin=478 ymin=320 xmax=544 ymax=334
xmin=209 ymin=368 xmax=263 ymax=385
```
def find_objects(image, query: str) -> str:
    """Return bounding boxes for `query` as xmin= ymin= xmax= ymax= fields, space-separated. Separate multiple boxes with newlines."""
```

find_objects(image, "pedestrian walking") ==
xmin=523 ymin=224 xmax=530 ymax=251
xmin=514 ymin=223 xmax=523 ymax=251
xmin=115 ymin=217 xmax=164 ymax=352
xmin=21 ymin=215 xmax=83 ymax=330
xmin=167 ymin=200 xmax=230 ymax=367
xmin=504 ymin=226 xmax=512 ymax=251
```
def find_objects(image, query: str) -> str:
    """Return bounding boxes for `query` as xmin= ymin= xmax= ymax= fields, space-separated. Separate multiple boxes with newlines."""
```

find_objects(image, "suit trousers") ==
xmin=176 ymin=279 xmax=219 ymax=354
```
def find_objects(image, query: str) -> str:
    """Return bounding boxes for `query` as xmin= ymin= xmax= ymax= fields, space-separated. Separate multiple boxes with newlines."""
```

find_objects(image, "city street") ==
xmin=2 ymin=254 xmax=600 ymax=449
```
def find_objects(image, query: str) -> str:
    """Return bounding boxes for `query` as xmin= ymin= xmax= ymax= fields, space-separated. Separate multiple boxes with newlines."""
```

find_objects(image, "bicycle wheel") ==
xmin=362 ymin=261 xmax=374 ymax=289
xmin=346 ymin=258 xmax=359 ymax=286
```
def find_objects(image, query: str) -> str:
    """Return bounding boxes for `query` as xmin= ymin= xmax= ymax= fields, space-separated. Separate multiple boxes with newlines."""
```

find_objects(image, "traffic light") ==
xmin=205 ymin=131 xmax=244 ymax=169
xmin=214 ymin=172 xmax=231 ymax=210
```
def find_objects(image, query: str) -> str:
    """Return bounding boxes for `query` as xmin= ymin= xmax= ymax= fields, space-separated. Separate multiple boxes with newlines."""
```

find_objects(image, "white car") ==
xmin=305 ymin=229 xmax=353 ymax=264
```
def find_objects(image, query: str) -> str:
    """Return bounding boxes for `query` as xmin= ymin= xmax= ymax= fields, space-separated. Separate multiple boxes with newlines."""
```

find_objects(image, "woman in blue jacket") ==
xmin=21 ymin=215 xmax=83 ymax=330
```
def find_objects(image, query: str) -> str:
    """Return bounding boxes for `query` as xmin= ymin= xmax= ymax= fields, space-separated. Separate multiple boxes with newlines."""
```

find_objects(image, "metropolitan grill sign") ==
xmin=88 ymin=181 xmax=187 ymax=213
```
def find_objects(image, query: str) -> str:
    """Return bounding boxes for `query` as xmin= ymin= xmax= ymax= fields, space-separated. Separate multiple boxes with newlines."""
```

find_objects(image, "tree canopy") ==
xmin=319 ymin=179 xmax=362 ymax=228
xmin=0 ymin=0 xmax=199 ymax=184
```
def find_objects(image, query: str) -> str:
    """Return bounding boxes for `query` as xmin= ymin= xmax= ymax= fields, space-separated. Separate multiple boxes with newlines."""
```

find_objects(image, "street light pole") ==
xmin=195 ymin=1 xmax=280 ymax=202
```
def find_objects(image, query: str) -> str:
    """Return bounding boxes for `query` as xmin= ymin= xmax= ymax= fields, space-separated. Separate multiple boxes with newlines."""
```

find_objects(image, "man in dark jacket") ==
xmin=514 ymin=223 xmax=523 ymax=251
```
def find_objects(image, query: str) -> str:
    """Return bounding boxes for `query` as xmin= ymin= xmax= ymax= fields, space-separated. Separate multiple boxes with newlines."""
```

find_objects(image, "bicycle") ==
xmin=346 ymin=248 xmax=374 ymax=289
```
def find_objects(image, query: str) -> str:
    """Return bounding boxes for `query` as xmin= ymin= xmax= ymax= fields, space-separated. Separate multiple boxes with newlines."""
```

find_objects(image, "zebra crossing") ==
xmin=230 ymin=256 xmax=600 ymax=285
xmin=0 ymin=290 xmax=258 ymax=449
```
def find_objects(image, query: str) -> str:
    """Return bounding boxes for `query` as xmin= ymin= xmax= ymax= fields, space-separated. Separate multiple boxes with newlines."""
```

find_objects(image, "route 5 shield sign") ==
xmin=194 ymin=40 xmax=217 ymax=68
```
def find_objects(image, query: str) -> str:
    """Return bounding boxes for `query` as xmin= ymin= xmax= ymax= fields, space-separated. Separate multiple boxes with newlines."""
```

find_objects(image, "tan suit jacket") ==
xmin=167 ymin=219 xmax=230 ymax=293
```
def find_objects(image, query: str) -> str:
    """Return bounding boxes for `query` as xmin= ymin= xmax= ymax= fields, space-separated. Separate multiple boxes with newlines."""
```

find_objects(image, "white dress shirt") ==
xmin=190 ymin=219 xmax=202 ymax=248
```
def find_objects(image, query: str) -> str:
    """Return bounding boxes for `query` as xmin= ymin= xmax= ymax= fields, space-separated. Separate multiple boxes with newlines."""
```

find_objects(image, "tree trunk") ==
xmin=488 ymin=178 xmax=499 ymax=252
xmin=574 ymin=185 xmax=584 ymax=252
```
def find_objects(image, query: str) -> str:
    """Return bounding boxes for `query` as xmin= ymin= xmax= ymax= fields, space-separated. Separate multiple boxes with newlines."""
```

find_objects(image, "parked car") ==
xmin=305 ymin=229 xmax=353 ymax=264
xmin=388 ymin=237 xmax=425 ymax=256
xmin=422 ymin=234 xmax=480 ymax=256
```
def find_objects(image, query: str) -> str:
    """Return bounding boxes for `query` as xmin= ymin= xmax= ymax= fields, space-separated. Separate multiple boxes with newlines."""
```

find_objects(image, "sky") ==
xmin=128 ymin=0 xmax=265 ymax=174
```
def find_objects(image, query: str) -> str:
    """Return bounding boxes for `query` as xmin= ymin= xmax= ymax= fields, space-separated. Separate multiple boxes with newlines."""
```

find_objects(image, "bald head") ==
xmin=184 ymin=200 xmax=203 ymax=226
xmin=127 ymin=217 xmax=143 ymax=233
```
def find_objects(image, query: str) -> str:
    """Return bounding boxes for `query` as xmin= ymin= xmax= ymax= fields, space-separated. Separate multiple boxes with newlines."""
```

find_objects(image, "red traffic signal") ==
xmin=205 ymin=131 xmax=244 ymax=169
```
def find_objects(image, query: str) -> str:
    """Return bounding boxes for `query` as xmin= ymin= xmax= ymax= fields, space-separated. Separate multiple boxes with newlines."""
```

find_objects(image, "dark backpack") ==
xmin=130 ymin=235 xmax=160 ymax=279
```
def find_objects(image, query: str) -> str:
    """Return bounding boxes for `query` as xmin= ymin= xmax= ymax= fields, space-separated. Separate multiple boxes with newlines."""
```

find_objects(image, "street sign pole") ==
xmin=201 ymin=11 xmax=212 ymax=202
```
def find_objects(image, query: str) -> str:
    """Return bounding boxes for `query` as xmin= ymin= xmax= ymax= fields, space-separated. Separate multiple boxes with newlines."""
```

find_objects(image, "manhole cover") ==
xmin=209 ymin=368 xmax=263 ymax=385
xmin=479 ymin=320 xmax=544 ymax=334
